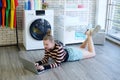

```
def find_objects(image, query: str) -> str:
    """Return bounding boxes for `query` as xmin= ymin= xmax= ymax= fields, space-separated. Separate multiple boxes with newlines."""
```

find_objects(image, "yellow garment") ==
xmin=10 ymin=0 xmax=15 ymax=29
xmin=11 ymin=0 xmax=15 ymax=9
xmin=10 ymin=10 xmax=14 ymax=29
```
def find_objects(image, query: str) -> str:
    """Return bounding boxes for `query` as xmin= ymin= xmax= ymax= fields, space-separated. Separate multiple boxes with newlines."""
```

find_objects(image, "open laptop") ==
xmin=20 ymin=57 xmax=44 ymax=75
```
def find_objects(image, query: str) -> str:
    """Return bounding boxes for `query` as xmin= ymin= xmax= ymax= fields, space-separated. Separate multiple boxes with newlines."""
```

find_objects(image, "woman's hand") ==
xmin=36 ymin=65 xmax=44 ymax=70
xmin=35 ymin=63 xmax=39 ymax=66
xmin=35 ymin=63 xmax=44 ymax=70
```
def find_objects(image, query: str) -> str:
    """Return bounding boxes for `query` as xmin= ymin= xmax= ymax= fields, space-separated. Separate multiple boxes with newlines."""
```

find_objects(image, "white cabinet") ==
xmin=54 ymin=0 xmax=89 ymax=45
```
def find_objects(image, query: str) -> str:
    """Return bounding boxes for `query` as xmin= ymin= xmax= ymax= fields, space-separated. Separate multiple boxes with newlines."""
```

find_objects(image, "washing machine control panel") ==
xmin=36 ymin=10 xmax=45 ymax=16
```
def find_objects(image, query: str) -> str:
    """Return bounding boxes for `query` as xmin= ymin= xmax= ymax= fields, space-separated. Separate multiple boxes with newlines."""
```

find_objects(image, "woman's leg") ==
xmin=87 ymin=34 xmax=95 ymax=53
xmin=80 ymin=29 xmax=89 ymax=48
xmin=65 ymin=25 xmax=100 ymax=61
xmin=66 ymin=32 xmax=96 ymax=61
xmin=80 ymin=25 xmax=101 ymax=59
xmin=80 ymin=38 xmax=88 ymax=48
xmin=80 ymin=31 xmax=96 ymax=59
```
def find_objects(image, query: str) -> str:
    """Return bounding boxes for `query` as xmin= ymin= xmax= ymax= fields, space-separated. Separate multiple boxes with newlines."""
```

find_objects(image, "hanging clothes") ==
xmin=6 ymin=0 xmax=10 ymax=28
xmin=2 ymin=0 xmax=6 ymax=28
xmin=0 ymin=0 xmax=2 ymax=26
xmin=14 ymin=0 xmax=18 ymax=28
xmin=10 ymin=0 xmax=15 ymax=29
xmin=10 ymin=0 xmax=18 ymax=29
xmin=0 ymin=0 xmax=2 ymax=8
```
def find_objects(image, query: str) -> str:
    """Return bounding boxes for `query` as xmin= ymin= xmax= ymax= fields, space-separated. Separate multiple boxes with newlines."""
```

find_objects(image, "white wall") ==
xmin=96 ymin=0 xmax=107 ymax=29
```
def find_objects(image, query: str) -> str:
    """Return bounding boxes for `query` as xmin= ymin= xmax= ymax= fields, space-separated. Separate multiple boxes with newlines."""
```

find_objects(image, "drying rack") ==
xmin=0 ymin=20 xmax=20 ymax=51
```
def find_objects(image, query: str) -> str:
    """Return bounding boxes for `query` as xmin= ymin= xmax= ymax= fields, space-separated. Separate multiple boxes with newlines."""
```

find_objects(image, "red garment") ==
xmin=2 ymin=0 xmax=6 ymax=28
xmin=2 ymin=8 xmax=5 ymax=27
xmin=14 ymin=10 xmax=16 ymax=28
xmin=2 ymin=0 xmax=6 ymax=7
xmin=14 ymin=0 xmax=18 ymax=28
xmin=15 ymin=0 xmax=19 ymax=8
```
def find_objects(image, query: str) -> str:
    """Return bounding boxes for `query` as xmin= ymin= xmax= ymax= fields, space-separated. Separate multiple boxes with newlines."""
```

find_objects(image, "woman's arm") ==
xmin=35 ymin=51 xmax=49 ymax=65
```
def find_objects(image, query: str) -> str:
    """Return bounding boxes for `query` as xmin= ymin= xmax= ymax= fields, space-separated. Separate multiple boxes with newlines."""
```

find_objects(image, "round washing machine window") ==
xmin=29 ymin=19 xmax=51 ymax=40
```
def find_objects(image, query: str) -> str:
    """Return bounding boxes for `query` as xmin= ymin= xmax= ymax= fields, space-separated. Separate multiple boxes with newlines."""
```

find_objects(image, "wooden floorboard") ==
xmin=0 ymin=40 xmax=120 ymax=80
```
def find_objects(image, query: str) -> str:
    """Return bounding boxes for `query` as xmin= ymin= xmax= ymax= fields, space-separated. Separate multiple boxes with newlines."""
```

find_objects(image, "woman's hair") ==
xmin=43 ymin=29 xmax=54 ymax=42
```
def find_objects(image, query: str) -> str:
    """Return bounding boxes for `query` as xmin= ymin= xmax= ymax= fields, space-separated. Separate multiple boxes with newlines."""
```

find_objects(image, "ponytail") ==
xmin=46 ymin=29 xmax=51 ymax=36
xmin=43 ymin=29 xmax=54 ymax=42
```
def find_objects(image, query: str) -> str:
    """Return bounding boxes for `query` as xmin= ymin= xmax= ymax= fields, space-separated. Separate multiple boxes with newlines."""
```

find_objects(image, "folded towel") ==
xmin=28 ymin=0 xmax=31 ymax=10
xmin=24 ymin=0 xmax=28 ymax=10
xmin=30 ymin=0 xmax=34 ymax=10
xmin=34 ymin=0 xmax=42 ymax=10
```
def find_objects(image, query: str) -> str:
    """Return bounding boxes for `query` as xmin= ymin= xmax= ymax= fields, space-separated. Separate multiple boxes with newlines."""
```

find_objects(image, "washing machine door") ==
xmin=30 ymin=19 xmax=51 ymax=40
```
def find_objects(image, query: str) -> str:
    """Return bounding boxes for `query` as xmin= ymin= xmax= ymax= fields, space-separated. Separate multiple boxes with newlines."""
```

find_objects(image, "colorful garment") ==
xmin=14 ymin=0 xmax=18 ymax=28
xmin=10 ymin=10 xmax=14 ymax=29
xmin=10 ymin=0 xmax=15 ymax=29
xmin=0 ymin=0 xmax=2 ymax=7
xmin=2 ymin=0 xmax=6 ymax=28
xmin=6 ymin=0 xmax=10 ymax=27
xmin=0 ymin=0 xmax=2 ymax=26
xmin=0 ymin=8 xmax=2 ymax=26
xmin=10 ymin=0 xmax=18 ymax=29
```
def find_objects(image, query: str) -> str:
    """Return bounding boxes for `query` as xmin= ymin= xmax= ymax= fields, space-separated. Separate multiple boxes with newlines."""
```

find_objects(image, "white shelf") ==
xmin=54 ymin=0 xmax=89 ymax=46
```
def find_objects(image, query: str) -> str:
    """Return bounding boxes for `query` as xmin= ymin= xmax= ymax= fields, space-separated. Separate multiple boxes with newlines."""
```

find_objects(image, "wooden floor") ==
xmin=0 ymin=40 xmax=120 ymax=80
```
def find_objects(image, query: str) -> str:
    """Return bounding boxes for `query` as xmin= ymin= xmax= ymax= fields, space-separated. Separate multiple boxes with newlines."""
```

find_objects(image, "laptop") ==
xmin=20 ymin=57 xmax=44 ymax=75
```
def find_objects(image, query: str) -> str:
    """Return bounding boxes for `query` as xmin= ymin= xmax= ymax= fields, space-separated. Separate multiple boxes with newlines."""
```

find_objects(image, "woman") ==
xmin=35 ymin=25 xmax=101 ymax=72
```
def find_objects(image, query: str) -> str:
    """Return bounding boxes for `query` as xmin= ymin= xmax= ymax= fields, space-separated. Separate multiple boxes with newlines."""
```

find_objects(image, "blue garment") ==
xmin=0 ymin=0 xmax=2 ymax=7
xmin=65 ymin=47 xmax=83 ymax=61
xmin=0 ymin=0 xmax=2 ymax=26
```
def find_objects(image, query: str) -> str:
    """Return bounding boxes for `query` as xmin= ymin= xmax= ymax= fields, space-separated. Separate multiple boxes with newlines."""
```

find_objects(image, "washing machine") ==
xmin=23 ymin=10 xmax=54 ymax=50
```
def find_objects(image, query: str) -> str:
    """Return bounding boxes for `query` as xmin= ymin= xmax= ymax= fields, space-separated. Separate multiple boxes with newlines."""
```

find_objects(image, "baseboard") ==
xmin=106 ymin=36 xmax=120 ymax=45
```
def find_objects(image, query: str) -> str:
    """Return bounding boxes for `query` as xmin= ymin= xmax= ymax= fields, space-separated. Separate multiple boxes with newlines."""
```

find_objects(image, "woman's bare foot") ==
xmin=85 ymin=25 xmax=101 ymax=37
xmin=91 ymin=25 xmax=101 ymax=36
